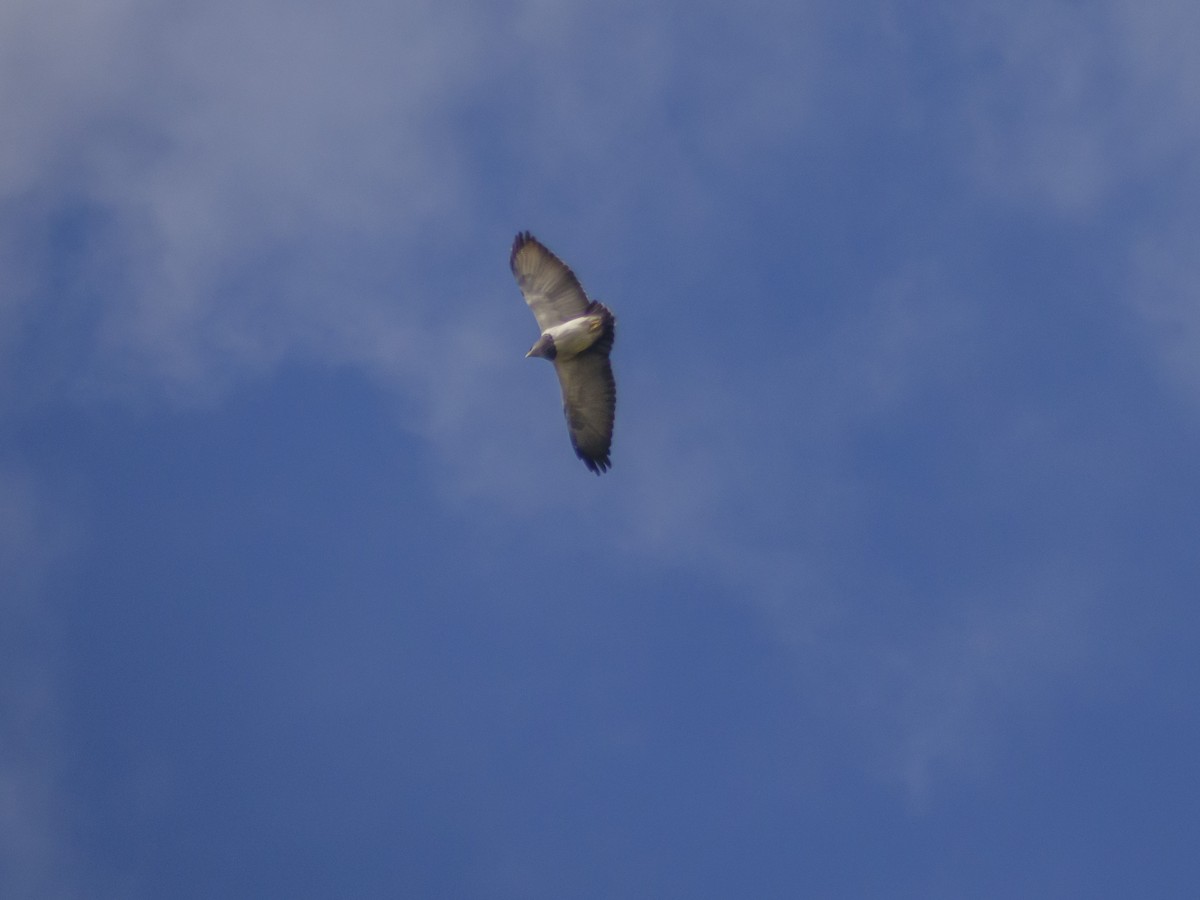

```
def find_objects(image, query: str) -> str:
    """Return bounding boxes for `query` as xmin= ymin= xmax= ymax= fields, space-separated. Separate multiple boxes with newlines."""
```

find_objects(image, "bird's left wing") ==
xmin=553 ymin=311 xmax=616 ymax=474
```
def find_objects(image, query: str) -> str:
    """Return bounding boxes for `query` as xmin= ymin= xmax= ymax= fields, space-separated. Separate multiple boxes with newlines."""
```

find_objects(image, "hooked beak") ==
xmin=526 ymin=334 xmax=555 ymax=359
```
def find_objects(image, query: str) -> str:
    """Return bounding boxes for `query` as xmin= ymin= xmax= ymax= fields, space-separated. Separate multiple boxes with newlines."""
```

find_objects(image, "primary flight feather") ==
xmin=510 ymin=232 xmax=616 ymax=474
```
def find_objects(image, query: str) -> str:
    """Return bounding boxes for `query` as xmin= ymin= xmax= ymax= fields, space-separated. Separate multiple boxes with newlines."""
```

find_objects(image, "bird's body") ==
xmin=510 ymin=232 xmax=617 ymax=474
xmin=528 ymin=314 xmax=608 ymax=361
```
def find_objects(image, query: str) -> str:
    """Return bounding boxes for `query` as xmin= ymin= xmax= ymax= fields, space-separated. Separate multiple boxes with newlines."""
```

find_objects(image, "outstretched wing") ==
xmin=553 ymin=305 xmax=616 ymax=474
xmin=510 ymin=231 xmax=591 ymax=331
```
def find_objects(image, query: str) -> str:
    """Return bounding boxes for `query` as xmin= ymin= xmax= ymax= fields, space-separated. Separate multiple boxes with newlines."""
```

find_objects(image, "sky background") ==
xmin=4 ymin=1 xmax=1200 ymax=897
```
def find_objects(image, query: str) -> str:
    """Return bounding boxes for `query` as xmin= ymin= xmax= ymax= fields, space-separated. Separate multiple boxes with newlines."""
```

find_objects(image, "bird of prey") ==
xmin=510 ymin=231 xmax=616 ymax=474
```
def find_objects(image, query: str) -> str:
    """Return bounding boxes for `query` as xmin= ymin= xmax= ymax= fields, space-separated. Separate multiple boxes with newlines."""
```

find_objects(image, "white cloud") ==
xmin=2 ymin=0 xmax=495 ymax=404
xmin=0 ymin=0 xmax=146 ymax=196
xmin=1 ymin=0 xmax=834 ymax=412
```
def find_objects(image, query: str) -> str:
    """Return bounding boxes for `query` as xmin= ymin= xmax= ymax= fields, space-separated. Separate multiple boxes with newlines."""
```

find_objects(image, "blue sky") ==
xmin=4 ymin=1 xmax=1200 ymax=897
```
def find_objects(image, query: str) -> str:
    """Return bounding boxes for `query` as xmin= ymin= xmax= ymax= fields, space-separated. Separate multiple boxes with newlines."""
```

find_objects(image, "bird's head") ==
xmin=525 ymin=333 xmax=557 ymax=360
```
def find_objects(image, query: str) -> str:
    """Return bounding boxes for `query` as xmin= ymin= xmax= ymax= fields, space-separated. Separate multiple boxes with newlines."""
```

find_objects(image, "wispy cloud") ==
xmin=939 ymin=2 xmax=1200 ymax=409
xmin=2 ymin=0 xmax=1192 ymax=817
xmin=1129 ymin=219 xmax=1200 ymax=404
xmin=865 ymin=567 xmax=1098 ymax=803
xmin=2 ymin=0 xmax=834 ymax=406
xmin=0 ymin=466 xmax=77 ymax=900
xmin=945 ymin=1 xmax=1199 ymax=215
xmin=3 ymin=1 xmax=494 ymax=403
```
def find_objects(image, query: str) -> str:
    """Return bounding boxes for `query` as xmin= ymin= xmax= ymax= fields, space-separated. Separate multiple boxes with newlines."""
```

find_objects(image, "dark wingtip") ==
xmin=510 ymin=231 xmax=536 ymax=270
xmin=580 ymin=453 xmax=612 ymax=475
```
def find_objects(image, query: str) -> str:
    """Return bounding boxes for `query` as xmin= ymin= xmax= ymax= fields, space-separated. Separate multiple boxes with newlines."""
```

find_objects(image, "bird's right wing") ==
xmin=510 ymin=232 xmax=591 ymax=331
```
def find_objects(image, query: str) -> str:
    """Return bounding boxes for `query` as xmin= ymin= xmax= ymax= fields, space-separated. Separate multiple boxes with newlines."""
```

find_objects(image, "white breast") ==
xmin=544 ymin=315 xmax=603 ymax=359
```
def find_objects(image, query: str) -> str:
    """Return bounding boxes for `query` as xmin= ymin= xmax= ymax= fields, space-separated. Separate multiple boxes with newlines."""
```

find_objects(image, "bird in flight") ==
xmin=510 ymin=232 xmax=617 ymax=474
